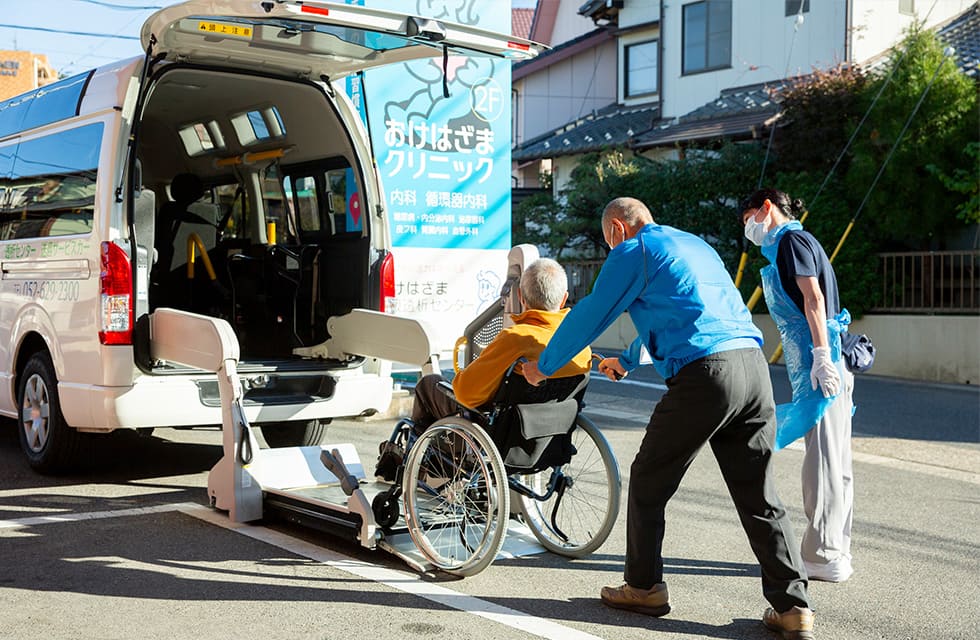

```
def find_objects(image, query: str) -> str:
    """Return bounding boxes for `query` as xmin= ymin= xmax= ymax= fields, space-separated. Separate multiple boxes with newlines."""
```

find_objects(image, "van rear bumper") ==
xmin=58 ymin=373 xmax=395 ymax=431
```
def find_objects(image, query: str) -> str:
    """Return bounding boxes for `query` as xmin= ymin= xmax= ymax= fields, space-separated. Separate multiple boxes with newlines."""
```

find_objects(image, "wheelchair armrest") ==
xmin=435 ymin=379 xmax=457 ymax=401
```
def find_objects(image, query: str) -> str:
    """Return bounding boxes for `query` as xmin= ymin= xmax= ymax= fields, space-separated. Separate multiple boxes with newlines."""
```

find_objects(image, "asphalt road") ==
xmin=0 ymin=369 xmax=977 ymax=640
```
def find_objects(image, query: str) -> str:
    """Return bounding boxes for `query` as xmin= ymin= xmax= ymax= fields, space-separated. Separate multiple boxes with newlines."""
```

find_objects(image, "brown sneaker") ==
xmin=763 ymin=606 xmax=815 ymax=640
xmin=599 ymin=583 xmax=670 ymax=617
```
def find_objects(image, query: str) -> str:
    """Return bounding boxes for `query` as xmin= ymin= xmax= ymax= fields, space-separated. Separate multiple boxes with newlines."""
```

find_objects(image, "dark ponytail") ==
xmin=739 ymin=187 xmax=803 ymax=220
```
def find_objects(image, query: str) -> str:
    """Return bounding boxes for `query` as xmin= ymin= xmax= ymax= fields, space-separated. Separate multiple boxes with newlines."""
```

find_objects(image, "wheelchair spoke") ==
xmin=515 ymin=415 xmax=621 ymax=557
xmin=403 ymin=419 xmax=509 ymax=576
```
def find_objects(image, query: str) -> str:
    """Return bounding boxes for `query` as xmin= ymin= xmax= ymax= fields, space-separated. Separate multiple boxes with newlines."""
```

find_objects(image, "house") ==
xmin=512 ymin=0 xmax=977 ymax=192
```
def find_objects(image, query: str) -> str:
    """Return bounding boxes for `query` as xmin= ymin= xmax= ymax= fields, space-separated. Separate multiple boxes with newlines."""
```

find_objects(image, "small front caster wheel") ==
xmin=372 ymin=490 xmax=400 ymax=528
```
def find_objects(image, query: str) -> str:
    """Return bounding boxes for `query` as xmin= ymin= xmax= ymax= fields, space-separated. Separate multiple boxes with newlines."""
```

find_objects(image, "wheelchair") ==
xmin=369 ymin=245 xmax=621 ymax=576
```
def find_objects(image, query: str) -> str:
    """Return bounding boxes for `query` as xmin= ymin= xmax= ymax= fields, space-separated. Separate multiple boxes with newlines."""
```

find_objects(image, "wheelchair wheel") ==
xmin=402 ymin=417 xmax=509 ymax=576
xmin=515 ymin=414 xmax=620 ymax=557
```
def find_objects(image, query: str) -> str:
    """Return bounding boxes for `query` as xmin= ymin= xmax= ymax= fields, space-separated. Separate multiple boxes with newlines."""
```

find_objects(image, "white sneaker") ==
xmin=804 ymin=559 xmax=853 ymax=582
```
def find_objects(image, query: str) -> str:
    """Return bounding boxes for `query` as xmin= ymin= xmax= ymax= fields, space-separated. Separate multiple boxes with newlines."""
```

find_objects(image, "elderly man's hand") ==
xmin=522 ymin=360 xmax=547 ymax=386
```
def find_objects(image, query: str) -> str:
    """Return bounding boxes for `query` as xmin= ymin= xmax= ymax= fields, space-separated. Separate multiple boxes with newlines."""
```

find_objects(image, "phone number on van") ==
xmin=13 ymin=280 xmax=81 ymax=302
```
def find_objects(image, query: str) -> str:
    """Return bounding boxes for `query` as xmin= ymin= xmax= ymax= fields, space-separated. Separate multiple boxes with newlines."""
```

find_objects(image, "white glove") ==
xmin=810 ymin=346 xmax=841 ymax=398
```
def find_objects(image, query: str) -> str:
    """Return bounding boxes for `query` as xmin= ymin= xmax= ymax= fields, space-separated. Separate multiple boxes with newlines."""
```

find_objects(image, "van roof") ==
xmin=0 ymin=71 xmax=93 ymax=139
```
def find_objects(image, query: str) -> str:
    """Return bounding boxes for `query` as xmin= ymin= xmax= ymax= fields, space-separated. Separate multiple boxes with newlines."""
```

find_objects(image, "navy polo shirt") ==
xmin=775 ymin=229 xmax=841 ymax=317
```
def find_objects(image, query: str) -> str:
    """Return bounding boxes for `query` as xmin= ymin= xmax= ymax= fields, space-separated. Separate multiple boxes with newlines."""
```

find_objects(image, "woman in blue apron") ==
xmin=741 ymin=188 xmax=855 ymax=583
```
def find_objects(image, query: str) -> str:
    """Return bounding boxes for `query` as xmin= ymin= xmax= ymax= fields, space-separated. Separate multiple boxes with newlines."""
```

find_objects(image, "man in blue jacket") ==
xmin=523 ymin=197 xmax=815 ymax=640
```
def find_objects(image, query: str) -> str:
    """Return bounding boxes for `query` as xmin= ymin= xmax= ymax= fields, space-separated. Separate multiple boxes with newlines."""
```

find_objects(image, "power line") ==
xmin=0 ymin=23 xmax=140 ymax=40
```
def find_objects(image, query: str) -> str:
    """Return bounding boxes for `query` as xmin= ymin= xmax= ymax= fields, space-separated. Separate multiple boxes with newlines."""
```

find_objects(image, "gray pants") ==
xmin=624 ymin=348 xmax=810 ymax=612
xmin=802 ymin=368 xmax=855 ymax=580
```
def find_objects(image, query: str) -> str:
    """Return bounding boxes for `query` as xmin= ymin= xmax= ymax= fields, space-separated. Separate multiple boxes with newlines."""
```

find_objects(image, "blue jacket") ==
xmin=538 ymin=223 xmax=762 ymax=380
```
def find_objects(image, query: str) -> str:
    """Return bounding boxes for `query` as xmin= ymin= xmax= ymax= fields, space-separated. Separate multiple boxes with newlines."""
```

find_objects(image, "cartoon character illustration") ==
xmin=475 ymin=268 xmax=501 ymax=313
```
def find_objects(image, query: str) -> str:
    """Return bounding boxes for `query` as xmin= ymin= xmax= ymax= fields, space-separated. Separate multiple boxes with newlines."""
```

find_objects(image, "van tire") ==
xmin=260 ymin=419 xmax=327 ymax=448
xmin=17 ymin=352 xmax=84 ymax=474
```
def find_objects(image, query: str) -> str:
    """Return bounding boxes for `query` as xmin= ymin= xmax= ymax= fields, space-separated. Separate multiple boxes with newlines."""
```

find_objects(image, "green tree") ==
xmin=846 ymin=23 xmax=978 ymax=247
xmin=517 ymin=144 xmax=766 ymax=266
xmin=773 ymin=64 xmax=868 ymax=177
xmin=927 ymin=140 xmax=980 ymax=224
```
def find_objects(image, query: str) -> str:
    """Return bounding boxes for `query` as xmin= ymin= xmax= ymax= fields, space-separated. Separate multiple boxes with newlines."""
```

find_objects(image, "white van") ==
xmin=0 ymin=1 xmax=540 ymax=472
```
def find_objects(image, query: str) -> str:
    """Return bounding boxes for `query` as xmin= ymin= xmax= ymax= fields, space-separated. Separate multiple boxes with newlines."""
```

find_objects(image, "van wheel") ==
xmin=18 ymin=352 xmax=84 ymax=473
xmin=260 ymin=419 xmax=327 ymax=448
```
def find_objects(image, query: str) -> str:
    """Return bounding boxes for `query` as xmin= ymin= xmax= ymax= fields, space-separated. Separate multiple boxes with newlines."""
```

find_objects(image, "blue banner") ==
xmin=350 ymin=0 xmax=512 ymax=251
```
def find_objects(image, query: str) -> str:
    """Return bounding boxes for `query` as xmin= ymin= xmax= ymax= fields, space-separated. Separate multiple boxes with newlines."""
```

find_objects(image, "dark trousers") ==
xmin=411 ymin=374 xmax=463 ymax=430
xmin=624 ymin=348 xmax=810 ymax=612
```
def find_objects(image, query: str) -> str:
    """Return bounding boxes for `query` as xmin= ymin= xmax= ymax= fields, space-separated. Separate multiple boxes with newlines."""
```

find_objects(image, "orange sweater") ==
xmin=452 ymin=308 xmax=592 ymax=409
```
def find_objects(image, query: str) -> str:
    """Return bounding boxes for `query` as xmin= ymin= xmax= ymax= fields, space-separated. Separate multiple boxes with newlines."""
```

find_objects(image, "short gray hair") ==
xmin=602 ymin=196 xmax=654 ymax=228
xmin=519 ymin=258 xmax=567 ymax=312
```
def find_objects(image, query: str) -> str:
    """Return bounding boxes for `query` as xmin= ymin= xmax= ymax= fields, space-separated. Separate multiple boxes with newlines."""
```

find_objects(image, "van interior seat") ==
xmin=158 ymin=173 xmax=221 ymax=272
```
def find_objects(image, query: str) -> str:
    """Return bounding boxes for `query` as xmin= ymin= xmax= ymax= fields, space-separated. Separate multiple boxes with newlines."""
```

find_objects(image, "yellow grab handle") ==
xmin=186 ymin=232 xmax=217 ymax=281
xmin=452 ymin=336 xmax=468 ymax=374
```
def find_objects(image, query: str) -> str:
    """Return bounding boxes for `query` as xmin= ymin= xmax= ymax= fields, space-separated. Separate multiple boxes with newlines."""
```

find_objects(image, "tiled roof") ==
xmin=633 ymin=82 xmax=781 ymax=149
xmin=862 ymin=3 xmax=979 ymax=77
xmin=937 ymin=2 xmax=979 ymax=78
xmin=635 ymin=111 xmax=781 ymax=148
xmin=512 ymin=7 xmax=534 ymax=40
xmin=512 ymin=103 xmax=660 ymax=162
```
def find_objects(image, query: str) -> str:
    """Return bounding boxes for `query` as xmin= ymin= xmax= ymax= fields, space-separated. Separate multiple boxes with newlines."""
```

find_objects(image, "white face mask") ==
xmin=744 ymin=212 xmax=771 ymax=246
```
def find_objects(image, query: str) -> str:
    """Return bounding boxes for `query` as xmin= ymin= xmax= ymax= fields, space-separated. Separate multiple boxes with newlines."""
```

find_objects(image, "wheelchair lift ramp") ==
xmin=378 ymin=519 xmax=547 ymax=574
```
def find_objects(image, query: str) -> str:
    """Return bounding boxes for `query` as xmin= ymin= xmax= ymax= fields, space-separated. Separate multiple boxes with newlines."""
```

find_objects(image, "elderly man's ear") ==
xmin=561 ymin=291 xmax=568 ymax=308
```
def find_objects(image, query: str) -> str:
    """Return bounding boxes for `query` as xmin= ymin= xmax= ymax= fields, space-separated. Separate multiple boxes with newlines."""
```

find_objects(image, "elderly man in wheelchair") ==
xmin=370 ymin=253 xmax=621 ymax=576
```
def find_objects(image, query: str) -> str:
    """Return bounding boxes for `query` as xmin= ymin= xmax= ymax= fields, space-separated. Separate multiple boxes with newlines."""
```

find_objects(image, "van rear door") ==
xmin=141 ymin=0 xmax=544 ymax=79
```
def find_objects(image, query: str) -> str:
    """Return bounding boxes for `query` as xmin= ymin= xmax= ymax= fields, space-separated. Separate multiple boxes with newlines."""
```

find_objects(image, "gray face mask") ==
xmin=744 ymin=213 xmax=770 ymax=246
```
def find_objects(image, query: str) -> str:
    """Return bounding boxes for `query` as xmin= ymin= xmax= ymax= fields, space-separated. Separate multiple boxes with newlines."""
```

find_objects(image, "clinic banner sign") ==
xmin=345 ymin=0 xmax=513 ymax=351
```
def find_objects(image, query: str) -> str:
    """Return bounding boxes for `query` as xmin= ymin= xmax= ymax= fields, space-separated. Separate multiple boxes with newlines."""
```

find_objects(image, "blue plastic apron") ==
xmin=760 ymin=221 xmax=848 ymax=450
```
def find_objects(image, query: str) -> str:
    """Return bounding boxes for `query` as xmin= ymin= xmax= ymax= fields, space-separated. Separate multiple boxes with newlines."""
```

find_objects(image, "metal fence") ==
xmin=875 ymin=250 xmax=980 ymax=313
xmin=562 ymin=250 xmax=980 ymax=314
xmin=563 ymin=260 xmax=604 ymax=305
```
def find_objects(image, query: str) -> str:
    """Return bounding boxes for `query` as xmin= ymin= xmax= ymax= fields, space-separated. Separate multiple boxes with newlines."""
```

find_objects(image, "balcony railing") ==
xmin=875 ymin=250 xmax=979 ymax=314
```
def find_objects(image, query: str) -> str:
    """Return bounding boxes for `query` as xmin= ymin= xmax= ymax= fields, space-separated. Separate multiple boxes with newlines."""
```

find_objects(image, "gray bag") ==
xmin=841 ymin=331 xmax=875 ymax=373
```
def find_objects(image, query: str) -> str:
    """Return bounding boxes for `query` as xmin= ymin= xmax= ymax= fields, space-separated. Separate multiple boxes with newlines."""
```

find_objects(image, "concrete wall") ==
xmin=592 ymin=313 xmax=979 ymax=386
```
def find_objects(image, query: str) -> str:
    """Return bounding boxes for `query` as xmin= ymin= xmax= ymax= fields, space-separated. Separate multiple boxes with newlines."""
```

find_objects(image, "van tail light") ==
xmin=99 ymin=241 xmax=133 ymax=345
xmin=380 ymin=251 xmax=395 ymax=313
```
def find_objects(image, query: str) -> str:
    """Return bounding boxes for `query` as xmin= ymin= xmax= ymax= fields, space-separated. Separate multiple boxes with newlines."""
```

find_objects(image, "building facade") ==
xmin=512 ymin=0 xmax=977 ymax=193
xmin=0 ymin=51 xmax=57 ymax=101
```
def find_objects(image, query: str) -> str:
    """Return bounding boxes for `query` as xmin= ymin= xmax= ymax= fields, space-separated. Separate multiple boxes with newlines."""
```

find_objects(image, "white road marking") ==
xmin=183 ymin=506 xmax=605 ymax=640
xmin=0 ymin=501 xmax=603 ymax=640
xmin=591 ymin=376 xmax=667 ymax=391
xmin=0 ymin=502 xmax=199 ymax=529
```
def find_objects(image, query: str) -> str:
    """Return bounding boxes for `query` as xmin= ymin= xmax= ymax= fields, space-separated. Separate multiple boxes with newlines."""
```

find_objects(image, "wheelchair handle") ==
xmin=592 ymin=353 xmax=623 ymax=381
xmin=452 ymin=336 xmax=467 ymax=374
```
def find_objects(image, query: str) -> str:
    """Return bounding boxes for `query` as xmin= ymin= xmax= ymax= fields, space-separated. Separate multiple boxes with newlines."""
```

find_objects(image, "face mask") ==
xmin=744 ymin=213 xmax=770 ymax=246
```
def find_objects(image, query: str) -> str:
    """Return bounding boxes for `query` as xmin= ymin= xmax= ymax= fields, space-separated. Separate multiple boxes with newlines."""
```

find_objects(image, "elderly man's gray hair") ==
xmin=602 ymin=196 xmax=654 ymax=227
xmin=519 ymin=258 xmax=568 ymax=312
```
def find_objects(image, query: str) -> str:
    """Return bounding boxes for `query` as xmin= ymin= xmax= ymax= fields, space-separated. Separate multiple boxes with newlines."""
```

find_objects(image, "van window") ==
xmin=0 ymin=123 xmax=102 ymax=240
xmin=178 ymin=121 xmax=225 ymax=156
xmin=269 ymin=159 xmax=357 ymax=241
xmin=232 ymin=107 xmax=285 ymax=146
xmin=215 ymin=182 xmax=246 ymax=239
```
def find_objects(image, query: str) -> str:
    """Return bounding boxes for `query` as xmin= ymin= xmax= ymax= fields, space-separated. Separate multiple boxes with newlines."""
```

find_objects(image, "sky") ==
xmin=0 ymin=0 xmax=538 ymax=79
xmin=0 ymin=1 xmax=163 ymax=78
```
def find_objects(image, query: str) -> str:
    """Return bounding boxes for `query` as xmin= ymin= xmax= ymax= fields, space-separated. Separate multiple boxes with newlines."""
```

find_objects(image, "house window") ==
xmin=625 ymin=40 xmax=658 ymax=98
xmin=899 ymin=0 xmax=915 ymax=15
xmin=682 ymin=0 xmax=732 ymax=75
xmin=785 ymin=0 xmax=809 ymax=16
